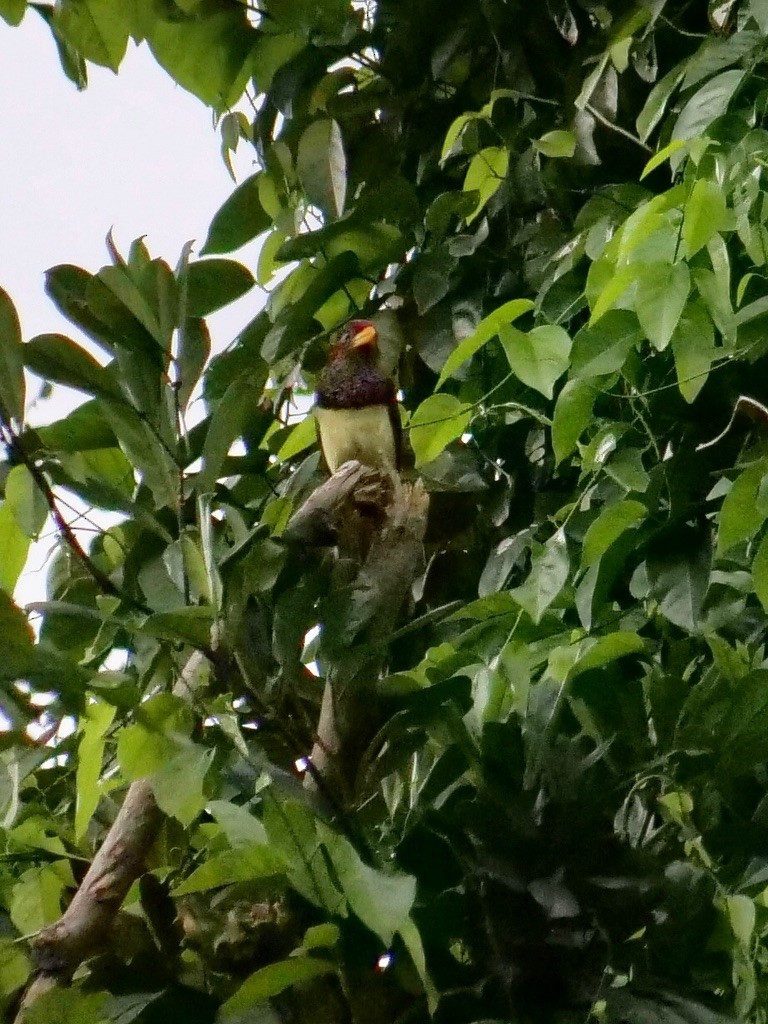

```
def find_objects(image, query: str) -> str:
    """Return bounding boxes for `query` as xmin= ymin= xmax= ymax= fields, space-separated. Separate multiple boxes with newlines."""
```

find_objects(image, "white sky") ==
xmin=0 ymin=12 xmax=260 ymax=363
xmin=0 ymin=14 xmax=265 ymax=607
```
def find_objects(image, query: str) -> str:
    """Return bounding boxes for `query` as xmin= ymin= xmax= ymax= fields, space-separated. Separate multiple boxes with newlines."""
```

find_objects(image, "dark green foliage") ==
xmin=6 ymin=1 xmax=768 ymax=1022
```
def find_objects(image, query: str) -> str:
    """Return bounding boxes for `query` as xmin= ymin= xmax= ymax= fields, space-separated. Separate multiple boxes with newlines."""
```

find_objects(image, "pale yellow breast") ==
xmin=315 ymin=405 xmax=397 ymax=474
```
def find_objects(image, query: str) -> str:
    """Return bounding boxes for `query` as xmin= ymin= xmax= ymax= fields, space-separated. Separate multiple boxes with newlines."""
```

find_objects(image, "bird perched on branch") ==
xmin=314 ymin=319 xmax=401 ymax=475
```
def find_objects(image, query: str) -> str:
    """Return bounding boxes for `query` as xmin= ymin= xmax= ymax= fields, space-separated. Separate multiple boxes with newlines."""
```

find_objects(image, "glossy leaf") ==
xmin=718 ymin=460 xmax=768 ymax=554
xmin=570 ymin=311 xmax=640 ymax=378
xmin=581 ymin=500 xmax=647 ymax=568
xmin=74 ymin=699 xmax=115 ymax=842
xmin=0 ymin=286 xmax=25 ymax=422
xmin=408 ymin=394 xmax=471 ymax=466
xmin=672 ymin=69 xmax=745 ymax=142
xmin=297 ymin=118 xmax=347 ymax=218
xmin=499 ymin=324 xmax=572 ymax=399
xmin=220 ymin=957 xmax=334 ymax=1018
xmin=197 ymin=369 xmax=265 ymax=492
xmin=144 ymin=2 xmax=257 ymax=111
xmin=683 ymin=179 xmax=728 ymax=257
xmin=671 ymin=300 xmax=716 ymax=402
xmin=634 ymin=261 xmax=690 ymax=351
xmin=551 ymin=378 xmax=598 ymax=464
xmin=24 ymin=333 xmax=122 ymax=401
xmin=202 ymin=172 xmax=271 ymax=254
xmin=0 ymin=501 xmax=29 ymax=594
xmin=185 ymin=258 xmax=254 ymax=317
xmin=54 ymin=0 xmax=129 ymax=72
xmin=535 ymin=130 xmax=576 ymax=158
xmin=463 ymin=146 xmax=508 ymax=222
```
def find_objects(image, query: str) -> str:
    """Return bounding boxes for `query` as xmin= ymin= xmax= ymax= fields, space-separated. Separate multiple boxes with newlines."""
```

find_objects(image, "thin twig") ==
xmin=585 ymin=103 xmax=653 ymax=154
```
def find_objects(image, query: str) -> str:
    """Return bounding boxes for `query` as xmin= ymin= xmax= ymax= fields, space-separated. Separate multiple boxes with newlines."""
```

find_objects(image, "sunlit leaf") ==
xmin=499 ymin=324 xmax=572 ymax=399
xmin=683 ymin=179 xmax=728 ymax=257
xmin=463 ymin=146 xmax=508 ymax=222
xmin=409 ymin=394 xmax=471 ymax=466
xmin=634 ymin=261 xmax=690 ymax=351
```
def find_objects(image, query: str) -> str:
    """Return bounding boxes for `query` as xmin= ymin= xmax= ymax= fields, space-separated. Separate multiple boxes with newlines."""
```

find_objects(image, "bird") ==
xmin=314 ymin=319 xmax=401 ymax=475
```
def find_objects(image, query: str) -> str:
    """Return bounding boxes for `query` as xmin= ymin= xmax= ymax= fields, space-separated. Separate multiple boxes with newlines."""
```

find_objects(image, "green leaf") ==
xmin=499 ymin=324 xmax=572 ymax=399
xmin=0 ymin=938 xmax=29 ymax=1000
xmin=150 ymin=745 xmax=213 ymax=825
xmin=185 ymin=259 xmax=254 ymax=317
xmin=725 ymin=894 xmax=756 ymax=947
xmin=4 ymin=465 xmax=47 ymax=539
xmin=672 ymin=69 xmax=745 ymax=142
xmin=201 ymin=173 xmax=271 ymax=254
xmin=141 ymin=607 xmax=215 ymax=647
xmin=100 ymin=404 xmax=178 ymax=509
xmin=634 ymin=262 xmax=690 ymax=351
xmin=752 ymin=530 xmax=768 ymax=613
xmin=198 ymin=369 xmax=265 ymax=492
xmin=297 ymin=118 xmax=347 ymax=218
xmin=568 ymin=632 xmax=645 ymax=678
xmin=671 ymin=300 xmax=715 ymax=403
xmin=683 ymin=179 xmax=728 ymax=257
xmin=144 ymin=2 xmax=257 ymax=111
xmin=408 ymin=394 xmax=471 ymax=467
xmin=440 ymin=111 xmax=478 ymax=162
xmin=694 ymin=266 xmax=735 ymax=343
xmin=551 ymin=378 xmax=598 ymax=464
xmin=570 ymin=311 xmax=641 ymax=378
xmin=511 ymin=531 xmax=570 ymax=623
xmin=10 ymin=864 xmax=65 ymax=934
xmin=220 ymin=957 xmax=334 ymax=1019
xmin=98 ymin=262 xmax=174 ymax=350
xmin=589 ymin=264 xmax=639 ymax=323
xmin=0 ymin=0 xmax=26 ymax=26
xmin=24 ymin=333 xmax=122 ymax=401
xmin=534 ymin=130 xmax=576 ymax=158
xmin=318 ymin=823 xmax=416 ymax=944
xmin=0 ymin=501 xmax=30 ymax=594
xmin=636 ymin=65 xmax=685 ymax=141
xmin=302 ymin=924 xmax=340 ymax=951
xmin=54 ymin=0 xmax=129 ymax=72
xmin=463 ymin=146 xmax=508 ymax=222
xmin=581 ymin=500 xmax=647 ymax=568
xmin=412 ymin=247 xmax=456 ymax=315
xmin=276 ymin=415 xmax=317 ymax=462
xmin=718 ymin=460 xmax=768 ymax=554
xmin=116 ymin=694 xmax=192 ymax=779
xmin=640 ymin=139 xmax=688 ymax=179
xmin=172 ymin=844 xmax=285 ymax=895
xmin=262 ymin=796 xmax=344 ymax=913
xmin=75 ymin=699 xmax=115 ymax=842
xmin=206 ymin=799 xmax=268 ymax=847
xmin=647 ymin=527 xmax=711 ymax=632
xmin=0 ymin=286 xmax=25 ymax=422
xmin=436 ymin=298 xmax=534 ymax=388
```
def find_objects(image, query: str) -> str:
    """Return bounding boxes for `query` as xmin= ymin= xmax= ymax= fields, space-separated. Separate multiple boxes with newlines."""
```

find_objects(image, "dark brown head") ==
xmin=329 ymin=320 xmax=379 ymax=363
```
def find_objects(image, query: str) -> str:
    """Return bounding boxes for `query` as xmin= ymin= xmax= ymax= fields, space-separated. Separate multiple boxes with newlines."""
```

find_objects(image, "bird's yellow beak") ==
xmin=351 ymin=324 xmax=378 ymax=349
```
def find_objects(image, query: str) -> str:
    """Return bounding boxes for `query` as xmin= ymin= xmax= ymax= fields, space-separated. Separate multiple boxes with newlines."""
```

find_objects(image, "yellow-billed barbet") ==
xmin=314 ymin=319 xmax=401 ymax=474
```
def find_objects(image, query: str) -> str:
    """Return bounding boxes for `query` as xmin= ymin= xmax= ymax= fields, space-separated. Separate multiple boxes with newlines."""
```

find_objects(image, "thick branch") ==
xmin=282 ymin=459 xmax=392 ymax=548
xmin=311 ymin=480 xmax=429 ymax=797
xmin=31 ymin=779 xmax=162 ymax=975
xmin=14 ymin=654 xmax=210 ymax=1023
